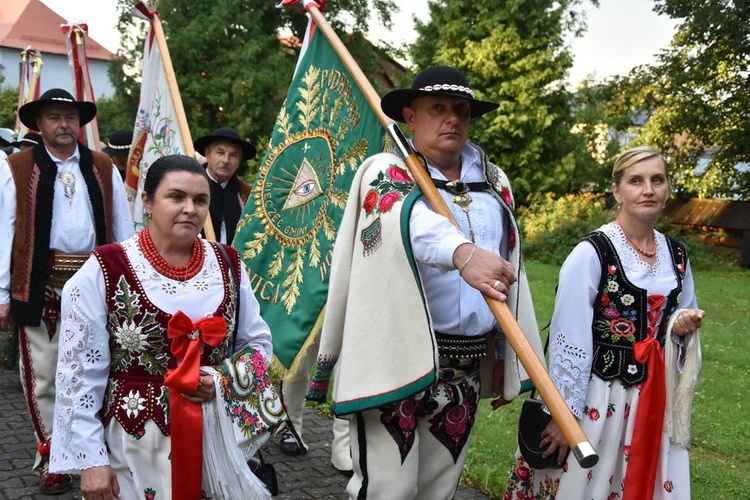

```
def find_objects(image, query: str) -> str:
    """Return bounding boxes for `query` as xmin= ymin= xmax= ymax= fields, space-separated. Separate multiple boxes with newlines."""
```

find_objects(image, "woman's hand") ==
xmin=672 ymin=309 xmax=706 ymax=337
xmin=81 ymin=465 xmax=120 ymax=500
xmin=182 ymin=373 xmax=216 ymax=404
xmin=453 ymin=243 xmax=517 ymax=302
xmin=540 ymin=418 xmax=569 ymax=466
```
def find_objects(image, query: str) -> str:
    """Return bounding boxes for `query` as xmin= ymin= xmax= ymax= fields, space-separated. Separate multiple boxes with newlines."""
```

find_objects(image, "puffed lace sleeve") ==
xmin=548 ymin=241 xmax=601 ymax=419
xmin=49 ymin=256 xmax=112 ymax=474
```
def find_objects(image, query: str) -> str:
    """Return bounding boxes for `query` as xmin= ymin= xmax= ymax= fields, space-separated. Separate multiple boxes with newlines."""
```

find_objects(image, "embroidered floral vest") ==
xmin=92 ymin=241 xmax=238 ymax=436
xmin=585 ymin=231 xmax=687 ymax=386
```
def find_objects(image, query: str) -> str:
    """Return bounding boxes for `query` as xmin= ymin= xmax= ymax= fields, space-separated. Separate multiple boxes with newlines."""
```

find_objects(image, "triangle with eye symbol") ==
xmin=283 ymin=157 xmax=323 ymax=210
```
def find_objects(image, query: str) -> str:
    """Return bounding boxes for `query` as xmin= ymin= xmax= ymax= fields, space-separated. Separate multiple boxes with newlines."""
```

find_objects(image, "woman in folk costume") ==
xmin=50 ymin=155 xmax=282 ymax=499
xmin=505 ymin=145 xmax=704 ymax=499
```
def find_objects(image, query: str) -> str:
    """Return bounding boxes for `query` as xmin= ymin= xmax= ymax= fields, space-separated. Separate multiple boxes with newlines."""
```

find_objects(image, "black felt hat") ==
xmin=102 ymin=129 xmax=133 ymax=157
xmin=11 ymin=132 xmax=43 ymax=149
xmin=18 ymin=88 xmax=97 ymax=129
xmin=381 ymin=66 xmax=499 ymax=123
xmin=193 ymin=127 xmax=256 ymax=160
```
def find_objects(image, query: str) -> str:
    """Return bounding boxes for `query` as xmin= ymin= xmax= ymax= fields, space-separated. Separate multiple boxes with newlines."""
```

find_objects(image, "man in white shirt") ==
xmin=312 ymin=66 xmax=543 ymax=499
xmin=0 ymin=88 xmax=134 ymax=494
xmin=193 ymin=127 xmax=255 ymax=244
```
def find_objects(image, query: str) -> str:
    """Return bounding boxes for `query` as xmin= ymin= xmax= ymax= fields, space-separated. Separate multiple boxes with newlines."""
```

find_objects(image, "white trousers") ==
xmin=18 ymin=287 xmax=62 ymax=470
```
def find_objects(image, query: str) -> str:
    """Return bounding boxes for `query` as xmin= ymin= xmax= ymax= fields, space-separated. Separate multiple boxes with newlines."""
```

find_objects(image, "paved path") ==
xmin=0 ymin=369 xmax=489 ymax=499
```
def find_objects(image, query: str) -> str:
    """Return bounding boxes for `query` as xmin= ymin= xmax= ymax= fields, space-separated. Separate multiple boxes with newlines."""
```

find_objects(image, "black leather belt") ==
xmin=434 ymin=331 xmax=487 ymax=359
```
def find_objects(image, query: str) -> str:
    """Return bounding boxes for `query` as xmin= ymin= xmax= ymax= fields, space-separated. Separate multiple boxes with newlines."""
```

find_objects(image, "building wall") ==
xmin=0 ymin=47 xmax=114 ymax=99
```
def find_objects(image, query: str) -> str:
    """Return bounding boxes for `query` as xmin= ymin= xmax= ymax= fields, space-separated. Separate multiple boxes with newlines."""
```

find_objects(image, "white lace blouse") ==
xmin=50 ymin=236 xmax=273 ymax=473
xmin=549 ymin=223 xmax=697 ymax=418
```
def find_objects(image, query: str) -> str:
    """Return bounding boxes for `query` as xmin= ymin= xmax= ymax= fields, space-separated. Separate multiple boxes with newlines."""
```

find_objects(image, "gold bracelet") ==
xmin=458 ymin=244 xmax=477 ymax=276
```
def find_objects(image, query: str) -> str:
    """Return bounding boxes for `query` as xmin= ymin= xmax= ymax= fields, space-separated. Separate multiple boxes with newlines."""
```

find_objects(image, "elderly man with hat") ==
xmin=193 ymin=127 xmax=256 ymax=244
xmin=0 ymin=88 xmax=134 ymax=494
xmin=311 ymin=66 xmax=543 ymax=499
xmin=102 ymin=129 xmax=133 ymax=180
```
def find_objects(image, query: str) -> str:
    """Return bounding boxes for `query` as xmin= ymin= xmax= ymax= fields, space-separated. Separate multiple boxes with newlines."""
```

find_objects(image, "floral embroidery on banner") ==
xmin=363 ymin=164 xmax=414 ymax=217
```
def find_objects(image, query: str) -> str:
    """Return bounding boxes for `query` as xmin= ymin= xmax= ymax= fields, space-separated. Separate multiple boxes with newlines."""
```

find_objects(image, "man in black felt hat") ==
xmin=11 ymin=131 xmax=44 ymax=152
xmin=102 ymin=129 xmax=133 ymax=180
xmin=312 ymin=66 xmax=542 ymax=499
xmin=193 ymin=127 xmax=256 ymax=244
xmin=0 ymin=88 xmax=134 ymax=494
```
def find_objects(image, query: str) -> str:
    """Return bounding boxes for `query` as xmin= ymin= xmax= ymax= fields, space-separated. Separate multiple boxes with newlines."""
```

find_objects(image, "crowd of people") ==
xmin=0 ymin=65 xmax=704 ymax=500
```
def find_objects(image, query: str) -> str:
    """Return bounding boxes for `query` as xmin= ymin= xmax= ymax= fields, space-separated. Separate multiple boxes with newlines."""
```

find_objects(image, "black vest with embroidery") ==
xmin=585 ymin=231 xmax=687 ymax=386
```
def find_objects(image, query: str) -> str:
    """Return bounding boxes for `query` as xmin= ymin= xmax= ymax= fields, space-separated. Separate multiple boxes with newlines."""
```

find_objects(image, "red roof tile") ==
xmin=0 ymin=0 xmax=113 ymax=60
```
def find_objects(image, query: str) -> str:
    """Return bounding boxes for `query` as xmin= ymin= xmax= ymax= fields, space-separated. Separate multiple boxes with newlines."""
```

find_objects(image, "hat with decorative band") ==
xmin=380 ymin=65 xmax=499 ymax=123
xmin=11 ymin=132 xmax=43 ymax=149
xmin=102 ymin=129 xmax=134 ymax=157
xmin=18 ymin=88 xmax=97 ymax=129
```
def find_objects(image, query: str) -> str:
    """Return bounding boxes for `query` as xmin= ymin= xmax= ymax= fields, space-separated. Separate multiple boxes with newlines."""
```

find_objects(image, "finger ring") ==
xmin=492 ymin=280 xmax=501 ymax=290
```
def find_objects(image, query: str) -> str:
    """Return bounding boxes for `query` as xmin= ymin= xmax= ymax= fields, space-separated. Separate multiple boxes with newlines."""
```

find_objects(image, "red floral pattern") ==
xmin=363 ymin=163 xmax=414 ymax=216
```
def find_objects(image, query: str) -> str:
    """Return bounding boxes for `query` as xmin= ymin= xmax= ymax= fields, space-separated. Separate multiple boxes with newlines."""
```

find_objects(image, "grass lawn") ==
xmin=462 ymin=260 xmax=750 ymax=498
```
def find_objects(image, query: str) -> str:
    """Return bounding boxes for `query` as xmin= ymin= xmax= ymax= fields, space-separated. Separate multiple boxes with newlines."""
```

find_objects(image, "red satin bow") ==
xmin=164 ymin=311 xmax=225 ymax=391
xmin=623 ymin=295 xmax=666 ymax=500
xmin=163 ymin=311 xmax=226 ymax=500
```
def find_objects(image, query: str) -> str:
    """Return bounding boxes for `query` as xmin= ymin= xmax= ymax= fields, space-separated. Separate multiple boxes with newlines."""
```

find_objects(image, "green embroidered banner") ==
xmin=233 ymin=23 xmax=388 ymax=377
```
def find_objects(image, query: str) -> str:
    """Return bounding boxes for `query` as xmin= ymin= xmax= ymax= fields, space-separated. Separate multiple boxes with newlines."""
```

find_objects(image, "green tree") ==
xmin=0 ymin=84 xmax=18 ymax=130
xmin=109 ymin=0 xmax=398 ymax=178
xmin=607 ymin=0 xmax=750 ymax=199
xmin=410 ymin=0 xmax=596 ymax=203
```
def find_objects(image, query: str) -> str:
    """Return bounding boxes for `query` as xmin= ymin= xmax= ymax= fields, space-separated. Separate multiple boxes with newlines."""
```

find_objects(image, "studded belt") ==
xmin=434 ymin=331 xmax=488 ymax=359
xmin=48 ymin=251 xmax=89 ymax=288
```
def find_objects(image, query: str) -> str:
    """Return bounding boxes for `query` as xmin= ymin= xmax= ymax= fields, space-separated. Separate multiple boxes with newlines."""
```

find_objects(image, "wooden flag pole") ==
xmin=15 ymin=50 xmax=29 ymax=138
xmin=18 ymin=55 xmax=43 ymax=139
xmin=302 ymin=1 xmax=598 ymax=468
xmin=74 ymin=28 xmax=102 ymax=152
xmin=149 ymin=13 xmax=217 ymax=242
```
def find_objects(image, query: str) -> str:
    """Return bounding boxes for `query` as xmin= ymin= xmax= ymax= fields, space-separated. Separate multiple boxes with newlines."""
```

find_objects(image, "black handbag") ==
xmin=517 ymin=397 xmax=566 ymax=469
xmin=247 ymin=450 xmax=279 ymax=496
xmin=517 ymin=332 xmax=568 ymax=469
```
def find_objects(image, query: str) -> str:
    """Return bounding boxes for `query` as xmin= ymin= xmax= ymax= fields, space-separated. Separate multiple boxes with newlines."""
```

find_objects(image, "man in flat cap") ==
xmin=194 ymin=127 xmax=256 ymax=244
xmin=311 ymin=66 xmax=543 ymax=499
xmin=0 ymin=88 xmax=134 ymax=494
xmin=102 ymin=129 xmax=133 ymax=180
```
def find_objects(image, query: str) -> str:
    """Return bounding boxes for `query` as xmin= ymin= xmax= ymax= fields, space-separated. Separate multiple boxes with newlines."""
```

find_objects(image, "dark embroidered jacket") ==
xmin=585 ymin=231 xmax=687 ymax=386
xmin=7 ymin=144 xmax=114 ymax=325
xmin=93 ymin=241 xmax=240 ymax=436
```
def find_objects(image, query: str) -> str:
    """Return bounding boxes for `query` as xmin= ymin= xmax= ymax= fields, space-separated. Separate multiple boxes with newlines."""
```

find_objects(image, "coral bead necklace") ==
xmin=616 ymin=220 xmax=656 ymax=258
xmin=138 ymin=227 xmax=205 ymax=282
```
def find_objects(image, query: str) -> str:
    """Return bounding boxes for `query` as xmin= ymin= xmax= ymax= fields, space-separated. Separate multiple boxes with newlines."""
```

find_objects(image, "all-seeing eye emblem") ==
xmin=283 ymin=158 xmax=323 ymax=210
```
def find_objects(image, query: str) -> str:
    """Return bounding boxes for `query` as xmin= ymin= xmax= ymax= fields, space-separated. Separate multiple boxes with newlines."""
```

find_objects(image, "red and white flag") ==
xmin=15 ymin=48 xmax=42 ymax=137
xmin=125 ymin=2 xmax=189 ymax=229
xmin=61 ymin=23 xmax=100 ymax=151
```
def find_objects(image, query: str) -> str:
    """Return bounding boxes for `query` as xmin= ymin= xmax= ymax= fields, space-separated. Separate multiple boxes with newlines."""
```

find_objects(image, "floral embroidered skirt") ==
xmin=505 ymin=376 xmax=690 ymax=499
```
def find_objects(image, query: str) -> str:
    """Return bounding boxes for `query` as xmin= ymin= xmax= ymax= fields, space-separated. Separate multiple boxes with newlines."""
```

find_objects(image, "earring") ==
xmin=147 ymin=212 xmax=152 ymax=219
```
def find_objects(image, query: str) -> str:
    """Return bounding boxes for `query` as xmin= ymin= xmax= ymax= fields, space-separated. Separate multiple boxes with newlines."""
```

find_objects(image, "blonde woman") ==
xmin=506 ymin=145 xmax=704 ymax=499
